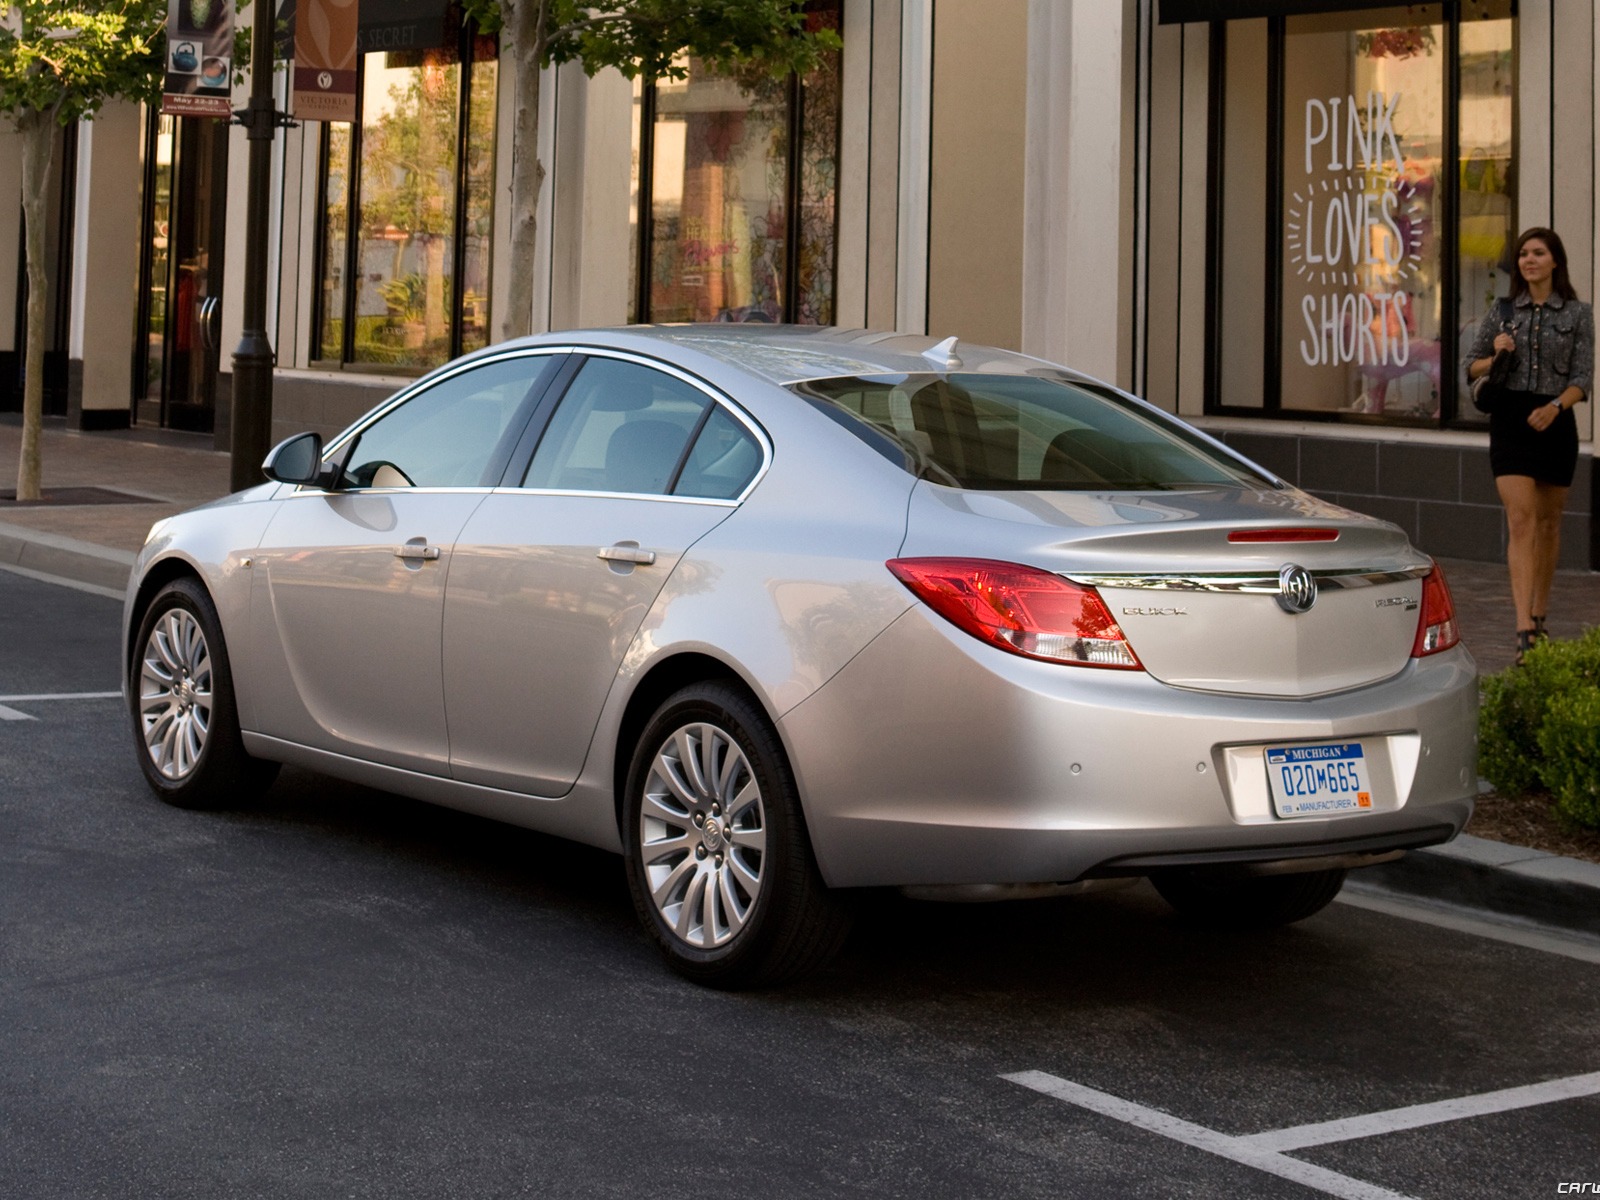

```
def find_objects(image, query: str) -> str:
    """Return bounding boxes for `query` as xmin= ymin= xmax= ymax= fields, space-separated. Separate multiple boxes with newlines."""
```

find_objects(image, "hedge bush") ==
xmin=1478 ymin=626 xmax=1600 ymax=830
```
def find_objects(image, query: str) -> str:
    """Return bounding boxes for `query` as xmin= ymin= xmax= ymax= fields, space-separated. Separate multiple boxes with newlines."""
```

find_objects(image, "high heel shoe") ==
xmin=1531 ymin=614 xmax=1549 ymax=642
xmin=1515 ymin=628 xmax=1536 ymax=666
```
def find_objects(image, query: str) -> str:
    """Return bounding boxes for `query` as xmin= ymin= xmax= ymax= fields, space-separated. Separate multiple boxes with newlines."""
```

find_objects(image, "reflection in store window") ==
xmin=354 ymin=54 xmax=459 ymax=367
xmin=315 ymin=32 xmax=497 ymax=371
xmin=649 ymin=63 xmax=790 ymax=323
xmin=1455 ymin=2 xmax=1514 ymax=425
xmin=630 ymin=0 xmax=840 ymax=326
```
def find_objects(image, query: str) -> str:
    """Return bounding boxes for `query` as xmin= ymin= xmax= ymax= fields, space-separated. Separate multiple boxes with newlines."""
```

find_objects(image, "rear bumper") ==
xmin=780 ymin=607 xmax=1479 ymax=889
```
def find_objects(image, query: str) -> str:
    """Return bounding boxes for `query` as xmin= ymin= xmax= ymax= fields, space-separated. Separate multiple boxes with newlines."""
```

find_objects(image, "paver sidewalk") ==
xmin=0 ymin=418 xmax=229 ymax=565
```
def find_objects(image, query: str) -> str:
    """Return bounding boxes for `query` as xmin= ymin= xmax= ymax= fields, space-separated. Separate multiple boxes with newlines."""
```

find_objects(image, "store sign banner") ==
xmin=293 ymin=0 xmax=359 ymax=123
xmin=273 ymin=0 xmax=452 ymax=59
xmin=1289 ymin=90 xmax=1422 ymax=371
xmin=161 ymin=0 xmax=234 ymax=117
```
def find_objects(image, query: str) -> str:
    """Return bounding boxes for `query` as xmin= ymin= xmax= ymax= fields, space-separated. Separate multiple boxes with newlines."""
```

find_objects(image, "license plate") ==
xmin=1264 ymin=742 xmax=1373 ymax=818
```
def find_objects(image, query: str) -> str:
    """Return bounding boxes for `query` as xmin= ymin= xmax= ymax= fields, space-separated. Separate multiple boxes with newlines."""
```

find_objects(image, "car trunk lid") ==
xmin=898 ymin=483 xmax=1432 ymax=697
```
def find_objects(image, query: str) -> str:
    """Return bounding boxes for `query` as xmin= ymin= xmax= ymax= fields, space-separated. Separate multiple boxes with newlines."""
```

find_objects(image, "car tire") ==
xmin=1152 ymin=867 xmax=1347 ymax=929
xmin=130 ymin=577 xmax=279 ymax=810
xmin=623 ymin=682 xmax=851 ymax=988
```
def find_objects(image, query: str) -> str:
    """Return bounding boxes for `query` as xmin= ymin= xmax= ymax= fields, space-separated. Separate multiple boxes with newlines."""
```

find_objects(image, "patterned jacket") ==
xmin=1462 ymin=292 xmax=1594 ymax=400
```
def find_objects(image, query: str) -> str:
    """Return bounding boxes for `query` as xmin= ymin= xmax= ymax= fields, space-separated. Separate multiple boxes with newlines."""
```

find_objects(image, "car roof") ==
xmin=510 ymin=325 xmax=1078 ymax=388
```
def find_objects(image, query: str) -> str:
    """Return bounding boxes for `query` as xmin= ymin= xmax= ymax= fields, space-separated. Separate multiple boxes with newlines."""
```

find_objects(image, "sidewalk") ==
xmin=3 ymin=415 xmax=1599 ymax=936
xmin=0 ymin=419 xmax=230 ymax=593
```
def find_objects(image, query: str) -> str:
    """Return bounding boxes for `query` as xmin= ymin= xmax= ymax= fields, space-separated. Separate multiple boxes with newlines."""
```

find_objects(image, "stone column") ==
xmin=68 ymin=103 xmax=142 ymax=430
xmin=1022 ymin=0 xmax=1130 ymax=384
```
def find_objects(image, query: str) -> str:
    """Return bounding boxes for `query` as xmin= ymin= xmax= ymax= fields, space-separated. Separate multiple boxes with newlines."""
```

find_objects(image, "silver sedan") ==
xmin=123 ymin=327 xmax=1478 ymax=986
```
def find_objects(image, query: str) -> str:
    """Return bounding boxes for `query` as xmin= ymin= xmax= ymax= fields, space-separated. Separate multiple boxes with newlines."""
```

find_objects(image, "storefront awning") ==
xmin=274 ymin=0 xmax=456 ymax=57
xmin=1158 ymin=0 xmax=1400 ymax=22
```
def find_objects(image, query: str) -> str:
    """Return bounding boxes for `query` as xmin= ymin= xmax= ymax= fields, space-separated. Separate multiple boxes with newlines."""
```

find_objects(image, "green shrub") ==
xmin=1478 ymin=663 xmax=1546 ymax=798
xmin=1538 ymin=687 xmax=1600 ymax=827
xmin=1478 ymin=626 xmax=1600 ymax=830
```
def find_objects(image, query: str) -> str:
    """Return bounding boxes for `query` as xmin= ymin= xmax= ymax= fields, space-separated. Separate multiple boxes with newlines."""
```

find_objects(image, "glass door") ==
xmin=135 ymin=113 xmax=174 ymax=426
xmin=135 ymin=112 xmax=229 ymax=432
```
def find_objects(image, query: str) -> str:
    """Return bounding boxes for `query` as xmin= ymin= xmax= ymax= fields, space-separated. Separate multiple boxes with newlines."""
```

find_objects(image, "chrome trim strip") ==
xmin=1065 ymin=565 xmax=1430 ymax=592
xmin=284 ymin=486 xmax=498 ymax=499
xmin=489 ymin=487 xmax=738 ymax=508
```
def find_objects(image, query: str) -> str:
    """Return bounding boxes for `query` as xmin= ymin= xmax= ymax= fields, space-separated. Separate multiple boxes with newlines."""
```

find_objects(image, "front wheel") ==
xmin=130 ymin=577 xmax=278 ymax=809
xmin=1152 ymin=867 xmax=1347 ymax=929
xmin=623 ymin=683 xmax=851 ymax=988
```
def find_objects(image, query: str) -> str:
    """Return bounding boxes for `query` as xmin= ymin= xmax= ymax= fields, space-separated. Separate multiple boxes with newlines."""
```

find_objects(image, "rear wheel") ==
xmin=1152 ymin=867 xmax=1347 ymax=928
xmin=130 ymin=577 xmax=278 ymax=809
xmin=623 ymin=683 xmax=851 ymax=988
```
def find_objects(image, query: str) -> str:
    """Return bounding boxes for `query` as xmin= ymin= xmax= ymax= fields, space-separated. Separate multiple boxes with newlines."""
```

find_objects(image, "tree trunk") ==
xmin=498 ymin=0 xmax=547 ymax=343
xmin=15 ymin=110 xmax=58 ymax=503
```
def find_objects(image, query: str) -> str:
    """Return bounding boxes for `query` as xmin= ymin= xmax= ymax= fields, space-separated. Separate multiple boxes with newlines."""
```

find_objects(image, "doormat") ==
xmin=0 ymin=487 xmax=158 ymax=508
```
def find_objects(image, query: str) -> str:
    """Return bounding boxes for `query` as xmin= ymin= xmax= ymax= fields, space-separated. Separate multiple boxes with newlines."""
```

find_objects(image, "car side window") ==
xmin=340 ymin=356 xmax=548 ymax=489
xmin=674 ymin=405 xmax=762 ymax=499
xmin=523 ymin=358 xmax=711 ymax=495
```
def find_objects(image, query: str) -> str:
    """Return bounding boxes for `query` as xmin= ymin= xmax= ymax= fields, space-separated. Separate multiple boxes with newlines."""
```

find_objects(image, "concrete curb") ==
xmin=1359 ymin=833 xmax=1600 ymax=938
xmin=0 ymin=521 xmax=135 ymax=594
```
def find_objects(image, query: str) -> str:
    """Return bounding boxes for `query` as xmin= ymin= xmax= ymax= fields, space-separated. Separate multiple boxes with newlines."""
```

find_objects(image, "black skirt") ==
xmin=1489 ymin=390 xmax=1580 ymax=486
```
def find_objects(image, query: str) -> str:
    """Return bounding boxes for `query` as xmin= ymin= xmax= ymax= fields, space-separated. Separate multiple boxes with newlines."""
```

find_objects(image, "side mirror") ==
xmin=262 ymin=432 xmax=328 ymax=487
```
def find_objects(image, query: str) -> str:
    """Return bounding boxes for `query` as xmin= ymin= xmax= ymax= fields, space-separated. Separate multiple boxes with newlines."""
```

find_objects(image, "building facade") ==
xmin=3 ymin=0 xmax=1595 ymax=565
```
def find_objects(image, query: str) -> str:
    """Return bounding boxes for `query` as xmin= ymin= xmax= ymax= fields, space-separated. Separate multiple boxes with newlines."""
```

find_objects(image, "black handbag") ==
xmin=1471 ymin=298 xmax=1516 ymax=413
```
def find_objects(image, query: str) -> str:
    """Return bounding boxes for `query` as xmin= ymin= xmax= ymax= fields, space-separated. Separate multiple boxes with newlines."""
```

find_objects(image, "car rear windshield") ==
xmin=792 ymin=372 xmax=1275 ymax=491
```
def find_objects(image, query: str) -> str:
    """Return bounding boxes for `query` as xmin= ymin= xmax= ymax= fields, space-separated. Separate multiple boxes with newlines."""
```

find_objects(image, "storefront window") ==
xmin=314 ymin=31 xmax=497 ymax=371
xmin=1211 ymin=3 xmax=1514 ymax=427
xmin=1281 ymin=7 xmax=1444 ymax=420
xmin=629 ymin=0 xmax=841 ymax=325
xmin=1454 ymin=2 xmax=1515 ymax=424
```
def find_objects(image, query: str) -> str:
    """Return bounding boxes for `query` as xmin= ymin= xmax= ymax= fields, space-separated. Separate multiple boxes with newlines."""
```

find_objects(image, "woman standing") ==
xmin=1464 ymin=227 xmax=1594 ymax=662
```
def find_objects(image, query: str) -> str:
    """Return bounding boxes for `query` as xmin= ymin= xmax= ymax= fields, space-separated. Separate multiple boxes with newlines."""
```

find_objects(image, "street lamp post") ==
xmin=229 ymin=0 xmax=289 ymax=492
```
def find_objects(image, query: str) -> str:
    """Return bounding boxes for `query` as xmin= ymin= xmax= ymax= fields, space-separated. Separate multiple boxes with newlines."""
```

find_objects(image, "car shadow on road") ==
xmin=216 ymin=766 xmax=1406 ymax=1011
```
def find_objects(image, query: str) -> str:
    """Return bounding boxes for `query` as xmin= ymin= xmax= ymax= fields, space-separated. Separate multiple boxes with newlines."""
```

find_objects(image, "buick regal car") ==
xmin=124 ymin=327 xmax=1478 ymax=986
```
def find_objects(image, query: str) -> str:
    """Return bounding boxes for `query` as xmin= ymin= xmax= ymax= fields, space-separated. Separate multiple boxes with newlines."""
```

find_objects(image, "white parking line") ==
xmin=1003 ymin=1070 xmax=1415 ymax=1200
xmin=1005 ymin=1068 xmax=1600 ymax=1200
xmin=1238 ymin=1071 xmax=1600 ymax=1153
xmin=0 ymin=691 xmax=122 ymax=722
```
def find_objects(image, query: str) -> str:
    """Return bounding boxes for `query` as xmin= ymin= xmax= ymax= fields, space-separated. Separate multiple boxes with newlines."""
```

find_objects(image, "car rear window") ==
xmin=792 ymin=372 xmax=1274 ymax=491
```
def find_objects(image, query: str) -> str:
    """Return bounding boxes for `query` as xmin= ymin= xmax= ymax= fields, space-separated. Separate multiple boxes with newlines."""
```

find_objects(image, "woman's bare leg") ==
xmin=1496 ymin=474 xmax=1541 ymax=630
xmin=1529 ymin=481 xmax=1569 ymax=622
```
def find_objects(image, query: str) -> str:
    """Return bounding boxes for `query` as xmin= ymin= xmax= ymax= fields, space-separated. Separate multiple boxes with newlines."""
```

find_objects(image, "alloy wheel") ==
xmin=138 ymin=607 xmax=213 ymax=781
xmin=637 ymin=721 xmax=767 ymax=949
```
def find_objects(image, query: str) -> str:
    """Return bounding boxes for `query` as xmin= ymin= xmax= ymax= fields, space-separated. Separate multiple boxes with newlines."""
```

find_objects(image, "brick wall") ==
xmin=1212 ymin=428 xmax=1595 ymax=571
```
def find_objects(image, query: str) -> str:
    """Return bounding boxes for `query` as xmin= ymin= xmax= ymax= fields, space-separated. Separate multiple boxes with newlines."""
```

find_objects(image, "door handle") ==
xmin=199 ymin=297 xmax=219 ymax=350
xmin=395 ymin=543 xmax=441 ymax=561
xmin=596 ymin=544 xmax=656 ymax=566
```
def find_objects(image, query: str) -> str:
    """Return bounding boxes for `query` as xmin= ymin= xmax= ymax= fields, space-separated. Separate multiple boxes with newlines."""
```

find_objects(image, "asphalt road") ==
xmin=2 ymin=567 xmax=1597 ymax=1199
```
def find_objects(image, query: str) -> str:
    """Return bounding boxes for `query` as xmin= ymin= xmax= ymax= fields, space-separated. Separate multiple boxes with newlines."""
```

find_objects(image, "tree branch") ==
xmin=549 ymin=10 xmax=662 ymax=42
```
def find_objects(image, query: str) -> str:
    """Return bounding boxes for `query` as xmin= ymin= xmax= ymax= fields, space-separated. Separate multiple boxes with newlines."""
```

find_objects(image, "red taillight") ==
xmin=1228 ymin=528 xmax=1340 ymax=543
xmin=886 ymin=558 xmax=1142 ymax=669
xmin=1411 ymin=562 xmax=1460 ymax=657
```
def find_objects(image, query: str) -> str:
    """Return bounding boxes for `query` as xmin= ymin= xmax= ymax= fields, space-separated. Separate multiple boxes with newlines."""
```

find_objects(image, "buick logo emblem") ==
xmin=1276 ymin=563 xmax=1317 ymax=614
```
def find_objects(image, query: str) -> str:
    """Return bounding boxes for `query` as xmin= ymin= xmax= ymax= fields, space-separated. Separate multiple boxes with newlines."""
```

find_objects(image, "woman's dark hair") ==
xmin=1509 ymin=227 xmax=1579 ymax=302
